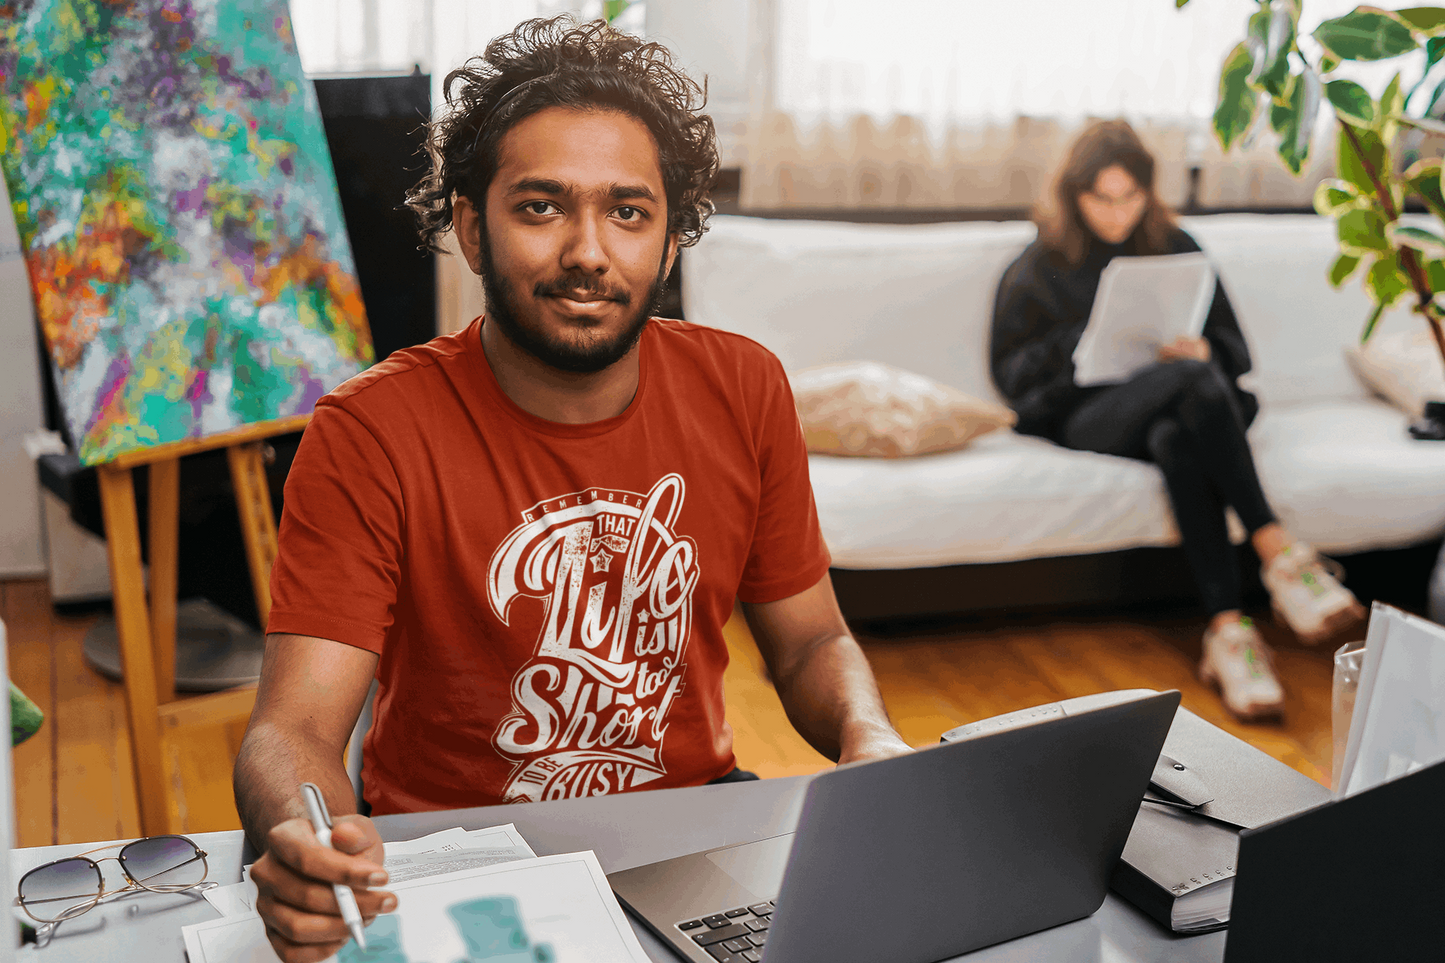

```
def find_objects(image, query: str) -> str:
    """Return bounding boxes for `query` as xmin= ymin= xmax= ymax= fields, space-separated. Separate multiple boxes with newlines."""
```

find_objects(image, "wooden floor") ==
xmin=3 ymin=577 xmax=1341 ymax=848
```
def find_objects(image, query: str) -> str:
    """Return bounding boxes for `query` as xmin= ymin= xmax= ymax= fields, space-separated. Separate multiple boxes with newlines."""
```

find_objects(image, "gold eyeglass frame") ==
xmin=14 ymin=834 xmax=219 ymax=946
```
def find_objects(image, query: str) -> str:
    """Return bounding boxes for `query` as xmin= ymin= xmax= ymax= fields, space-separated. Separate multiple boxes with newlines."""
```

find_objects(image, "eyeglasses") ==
xmin=14 ymin=834 xmax=219 ymax=946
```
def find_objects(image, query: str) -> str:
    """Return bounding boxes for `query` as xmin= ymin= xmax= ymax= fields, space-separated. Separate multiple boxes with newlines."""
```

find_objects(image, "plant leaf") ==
xmin=1315 ymin=179 xmax=1365 ymax=216
xmin=1428 ymin=258 xmax=1445 ymax=290
xmin=1427 ymin=76 xmax=1445 ymax=116
xmin=1361 ymin=302 xmax=1387 ymax=342
xmin=1337 ymin=123 xmax=1388 ymax=196
xmin=1177 ymin=0 xmax=1191 ymax=7
xmin=1338 ymin=207 xmax=1390 ymax=253
xmin=1405 ymin=158 xmax=1445 ymax=220
xmin=1314 ymin=10 xmax=1419 ymax=61
xmin=1215 ymin=42 xmax=1259 ymax=151
xmin=1330 ymin=252 xmax=1364 ymax=286
xmin=1398 ymin=114 xmax=1445 ymax=134
xmin=1271 ymin=70 xmax=1315 ymax=172
xmin=1388 ymin=223 xmax=1445 ymax=258
xmin=1407 ymin=36 xmax=1445 ymax=109
xmin=1396 ymin=6 xmax=1445 ymax=34
xmin=1325 ymin=78 xmax=1376 ymax=126
xmin=1258 ymin=3 xmax=1298 ymax=98
xmin=1298 ymin=67 xmax=1323 ymax=155
xmin=1244 ymin=7 xmax=1270 ymax=87
xmin=1321 ymin=52 xmax=1342 ymax=73
xmin=1381 ymin=71 xmax=1406 ymax=118
xmin=1366 ymin=252 xmax=1411 ymax=308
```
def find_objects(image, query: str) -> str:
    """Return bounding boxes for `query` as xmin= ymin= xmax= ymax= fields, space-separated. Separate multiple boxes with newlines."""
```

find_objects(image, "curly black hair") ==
xmin=406 ymin=17 xmax=719 ymax=254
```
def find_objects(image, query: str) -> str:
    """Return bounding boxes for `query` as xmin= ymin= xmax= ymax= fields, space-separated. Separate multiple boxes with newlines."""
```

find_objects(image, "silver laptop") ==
xmin=609 ymin=688 xmax=1180 ymax=963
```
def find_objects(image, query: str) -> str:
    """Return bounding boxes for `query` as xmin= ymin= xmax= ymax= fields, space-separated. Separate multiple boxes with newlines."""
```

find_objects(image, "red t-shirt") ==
xmin=268 ymin=317 xmax=830 ymax=814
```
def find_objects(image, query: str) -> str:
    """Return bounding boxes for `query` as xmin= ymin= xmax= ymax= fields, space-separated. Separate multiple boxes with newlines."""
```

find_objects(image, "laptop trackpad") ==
xmin=706 ymin=835 xmax=793 ymax=893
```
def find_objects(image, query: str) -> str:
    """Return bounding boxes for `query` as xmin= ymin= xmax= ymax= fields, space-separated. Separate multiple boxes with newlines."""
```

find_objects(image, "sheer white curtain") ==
xmin=287 ymin=0 xmax=641 ymax=101
xmin=742 ymin=0 xmax=1393 ymax=210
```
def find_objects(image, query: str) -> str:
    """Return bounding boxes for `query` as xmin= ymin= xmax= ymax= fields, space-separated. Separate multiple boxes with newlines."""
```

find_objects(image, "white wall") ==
xmin=0 ymin=179 xmax=46 ymax=579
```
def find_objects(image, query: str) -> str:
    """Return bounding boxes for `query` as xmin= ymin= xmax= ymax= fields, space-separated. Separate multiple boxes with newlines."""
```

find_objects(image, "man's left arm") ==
xmin=742 ymin=574 xmax=911 ymax=765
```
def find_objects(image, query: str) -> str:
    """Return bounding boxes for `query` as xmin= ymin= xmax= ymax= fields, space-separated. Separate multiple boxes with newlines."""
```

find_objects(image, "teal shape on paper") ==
xmin=448 ymin=897 xmax=555 ymax=962
xmin=337 ymin=914 xmax=408 ymax=963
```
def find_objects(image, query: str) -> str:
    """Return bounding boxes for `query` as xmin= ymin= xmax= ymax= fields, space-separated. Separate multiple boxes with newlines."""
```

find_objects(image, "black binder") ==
xmin=1109 ymin=708 xmax=1331 ymax=933
xmin=1223 ymin=758 xmax=1445 ymax=962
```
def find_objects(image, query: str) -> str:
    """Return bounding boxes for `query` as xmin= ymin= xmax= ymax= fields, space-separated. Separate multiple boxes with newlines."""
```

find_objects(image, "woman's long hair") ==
xmin=1035 ymin=120 xmax=1176 ymax=267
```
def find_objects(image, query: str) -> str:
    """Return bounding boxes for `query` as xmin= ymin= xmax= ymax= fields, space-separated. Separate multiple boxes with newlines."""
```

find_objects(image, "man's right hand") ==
xmin=251 ymin=814 xmax=395 ymax=963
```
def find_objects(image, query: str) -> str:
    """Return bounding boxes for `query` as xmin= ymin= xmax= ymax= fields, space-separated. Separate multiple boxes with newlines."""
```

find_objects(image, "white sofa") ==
xmin=683 ymin=214 xmax=1445 ymax=591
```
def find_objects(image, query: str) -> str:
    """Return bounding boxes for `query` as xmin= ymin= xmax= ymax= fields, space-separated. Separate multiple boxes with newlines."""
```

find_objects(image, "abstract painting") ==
xmin=0 ymin=0 xmax=373 ymax=465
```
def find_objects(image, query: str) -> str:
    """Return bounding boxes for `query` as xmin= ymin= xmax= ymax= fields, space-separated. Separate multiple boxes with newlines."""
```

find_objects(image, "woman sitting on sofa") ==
xmin=989 ymin=119 xmax=1363 ymax=721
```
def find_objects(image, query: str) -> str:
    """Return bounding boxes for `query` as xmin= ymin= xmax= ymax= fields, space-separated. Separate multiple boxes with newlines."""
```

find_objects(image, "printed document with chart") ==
xmin=183 ymin=824 xmax=649 ymax=962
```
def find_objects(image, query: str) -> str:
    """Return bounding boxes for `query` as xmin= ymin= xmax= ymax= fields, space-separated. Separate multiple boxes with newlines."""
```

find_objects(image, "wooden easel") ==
xmin=95 ymin=413 xmax=310 ymax=836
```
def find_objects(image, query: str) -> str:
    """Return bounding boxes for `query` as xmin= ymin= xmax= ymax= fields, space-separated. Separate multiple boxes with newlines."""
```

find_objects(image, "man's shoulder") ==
xmin=647 ymin=316 xmax=784 ymax=371
xmin=322 ymin=323 xmax=476 ymax=411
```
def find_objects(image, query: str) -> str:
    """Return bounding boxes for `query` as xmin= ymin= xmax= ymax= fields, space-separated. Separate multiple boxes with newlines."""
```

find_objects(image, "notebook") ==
xmin=608 ymin=689 xmax=1179 ymax=963
xmin=1109 ymin=706 xmax=1331 ymax=933
xmin=1072 ymin=252 xmax=1216 ymax=386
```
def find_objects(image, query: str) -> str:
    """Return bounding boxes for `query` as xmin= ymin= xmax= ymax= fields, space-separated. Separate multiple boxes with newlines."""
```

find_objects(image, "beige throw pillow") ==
xmin=790 ymin=361 xmax=1016 ymax=458
xmin=1345 ymin=327 xmax=1445 ymax=419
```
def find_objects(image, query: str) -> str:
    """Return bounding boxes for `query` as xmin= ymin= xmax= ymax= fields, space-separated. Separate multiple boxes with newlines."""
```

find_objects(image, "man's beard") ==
xmin=479 ymin=243 xmax=671 ymax=374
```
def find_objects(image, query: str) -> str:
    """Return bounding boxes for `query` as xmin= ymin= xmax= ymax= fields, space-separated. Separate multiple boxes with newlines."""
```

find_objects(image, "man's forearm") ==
xmin=234 ymin=719 xmax=358 ymax=853
xmin=770 ymin=632 xmax=905 ymax=763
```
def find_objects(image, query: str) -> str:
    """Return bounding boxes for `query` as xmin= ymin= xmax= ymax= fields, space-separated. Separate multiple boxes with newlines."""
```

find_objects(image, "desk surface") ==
xmin=10 ymin=776 xmax=1224 ymax=962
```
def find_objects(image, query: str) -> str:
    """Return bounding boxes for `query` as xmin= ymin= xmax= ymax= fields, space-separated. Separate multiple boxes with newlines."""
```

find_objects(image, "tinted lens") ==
xmin=18 ymin=858 xmax=102 ymax=922
xmin=120 ymin=836 xmax=206 ymax=891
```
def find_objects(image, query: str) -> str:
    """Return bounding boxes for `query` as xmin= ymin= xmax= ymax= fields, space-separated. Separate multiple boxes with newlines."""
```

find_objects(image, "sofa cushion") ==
xmin=684 ymin=215 xmax=1036 ymax=402
xmin=809 ymin=398 xmax=1445 ymax=569
xmin=1343 ymin=326 xmax=1445 ymax=419
xmin=809 ymin=431 xmax=1185 ymax=569
xmin=791 ymin=361 xmax=1016 ymax=458
xmin=1249 ymin=399 xmax=1445 ymax=553
xmin=1179 ymin=214 xmax=1415 ymax=409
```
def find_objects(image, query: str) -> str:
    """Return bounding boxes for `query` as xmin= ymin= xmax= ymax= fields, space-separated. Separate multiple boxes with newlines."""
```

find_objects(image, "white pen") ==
xmin=299 ymin=782 xmax=369 ymax=951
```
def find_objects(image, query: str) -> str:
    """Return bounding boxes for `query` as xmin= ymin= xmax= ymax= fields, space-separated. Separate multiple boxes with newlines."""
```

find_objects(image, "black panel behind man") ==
xmin=313 ymin=72 xmax=435 ymax=363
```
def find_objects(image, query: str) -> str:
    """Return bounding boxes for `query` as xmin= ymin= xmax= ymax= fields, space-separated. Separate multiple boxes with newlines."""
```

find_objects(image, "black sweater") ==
xmin=989 ymin=228 xmax=1258 ymax=442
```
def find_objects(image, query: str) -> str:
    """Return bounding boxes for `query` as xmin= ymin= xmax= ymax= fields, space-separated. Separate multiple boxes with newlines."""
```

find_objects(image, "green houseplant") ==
xmin=1185 ymin=0 xmax=1445 ymax=369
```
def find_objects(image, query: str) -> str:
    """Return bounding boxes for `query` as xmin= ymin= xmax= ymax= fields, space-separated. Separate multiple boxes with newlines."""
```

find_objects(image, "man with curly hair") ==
xmin=234 ymin=18 xmax=910 ymax=961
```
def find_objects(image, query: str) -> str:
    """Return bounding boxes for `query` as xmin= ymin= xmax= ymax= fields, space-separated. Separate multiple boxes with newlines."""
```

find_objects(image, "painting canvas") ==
xmin=0 ymin=0 xmax=374 ymax=465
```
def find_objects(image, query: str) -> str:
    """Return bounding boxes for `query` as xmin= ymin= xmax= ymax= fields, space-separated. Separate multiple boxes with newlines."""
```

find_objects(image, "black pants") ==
xmin=1061 ymin=360 xmax=1276 ymax=616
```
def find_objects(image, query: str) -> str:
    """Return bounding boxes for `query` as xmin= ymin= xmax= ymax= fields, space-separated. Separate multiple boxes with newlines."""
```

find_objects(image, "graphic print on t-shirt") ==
xmin=487 ymin=473 xmax=700 ymax=803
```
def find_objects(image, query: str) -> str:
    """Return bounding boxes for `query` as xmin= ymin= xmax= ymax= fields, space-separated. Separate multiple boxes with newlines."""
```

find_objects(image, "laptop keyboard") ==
xmin=676 ymin=900 xmax=774 ymax=962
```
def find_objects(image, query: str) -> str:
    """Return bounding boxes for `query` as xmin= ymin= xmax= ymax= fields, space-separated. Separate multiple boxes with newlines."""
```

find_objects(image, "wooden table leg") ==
xmin=147 ymin=459 xmax=179 ymax=705
xmin=228 ymin=442 xmax=278 ymax=627
xmin=97 ymin=464 xmax=171 ymax=837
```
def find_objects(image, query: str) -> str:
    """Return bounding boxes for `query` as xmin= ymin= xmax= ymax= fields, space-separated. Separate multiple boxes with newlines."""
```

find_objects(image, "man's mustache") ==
xmin=533 ymin=274 xmax=632 ymax=306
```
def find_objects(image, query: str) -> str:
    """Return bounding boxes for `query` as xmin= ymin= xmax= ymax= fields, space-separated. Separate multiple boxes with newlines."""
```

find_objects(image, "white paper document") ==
xmin=203 ymin=878 xmax=259 ymax=918
xmin=218 ymin=825 xmax=538 ymax=920
xmin=1072 ymin=252 xmax=1216 ymax=386
xmin=1339 ymin=603 xmax=1445 ymax=796
xmin=381 ymin=824 xmax=537 ymax=884
xmin=183 ymin=851 xmax=646 ymax=963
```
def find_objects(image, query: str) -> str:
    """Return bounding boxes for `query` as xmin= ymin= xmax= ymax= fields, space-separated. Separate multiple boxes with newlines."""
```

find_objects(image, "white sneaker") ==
xmin=1261 ymin=542 xmax=1364 ymax=644
xmin=1199 ymin=618 xmax=1284 ymax=721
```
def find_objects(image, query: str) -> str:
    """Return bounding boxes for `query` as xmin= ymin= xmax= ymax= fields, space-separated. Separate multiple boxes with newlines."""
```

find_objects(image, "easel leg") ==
xmin=97 ymin=464 xmax=172 ymax=837
xmin=147 ymin=459 xmax=179 ymax=705
xmin=228 ymin=442 xmax=278 ymax=627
